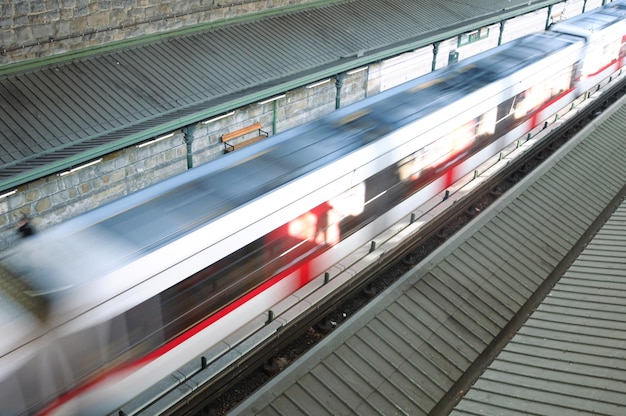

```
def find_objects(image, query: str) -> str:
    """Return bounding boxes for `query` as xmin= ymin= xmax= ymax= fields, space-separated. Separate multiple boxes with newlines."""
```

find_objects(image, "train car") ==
xmin=1 ymin=3 xmax=623 ymax=413
xmin=551 ymin=0 xmax=626 ymax=92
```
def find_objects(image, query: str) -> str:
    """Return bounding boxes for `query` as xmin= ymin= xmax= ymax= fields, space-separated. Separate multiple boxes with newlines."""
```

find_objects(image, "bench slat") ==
xmin=222 ymin=122 xmax=268 ymax=152
xmin=222 ymin=122 xmax=263 ymax=142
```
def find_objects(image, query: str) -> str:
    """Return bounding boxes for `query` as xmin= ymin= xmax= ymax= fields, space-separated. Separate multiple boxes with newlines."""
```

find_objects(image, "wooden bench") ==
xmin=221 ymin=122 xmax=268 ymax=153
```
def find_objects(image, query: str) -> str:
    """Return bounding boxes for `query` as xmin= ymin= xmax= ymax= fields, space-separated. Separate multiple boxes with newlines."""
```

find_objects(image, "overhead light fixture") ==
xmin=202 ymin=111 xmax=235 ymax=124
xmin=0 ymin=189 xmax=17 ymax=199
xmin=347 ymin=66 xmax=368 ymax=75
xmin=136 ymin=132 xmax=175 ymax=148
xmin=259 ymin=94 xmax=286 ymax=105
xmin=59 ymin=158 xmax=103 ymax=176
xmin=306 ymin=79 xmax=331 ymax=89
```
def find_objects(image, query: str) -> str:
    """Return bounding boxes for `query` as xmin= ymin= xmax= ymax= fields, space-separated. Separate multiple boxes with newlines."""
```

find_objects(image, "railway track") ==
xmin=123 ymin=71 xmax=626 ymax=416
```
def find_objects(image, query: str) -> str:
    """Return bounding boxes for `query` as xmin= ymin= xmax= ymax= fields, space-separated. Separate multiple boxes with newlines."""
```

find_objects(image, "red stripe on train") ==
xmin=40 ymin=258 xmax=316 ymax=415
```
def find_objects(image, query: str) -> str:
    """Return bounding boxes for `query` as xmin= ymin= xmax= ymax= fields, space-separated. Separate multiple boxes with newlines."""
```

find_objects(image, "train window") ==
xmin=398 ymin=153 xmax=419 ymax=182
xmin=12 ymin=349 xmax=60 ymax=411
xmin=513 ymin=62 xmax=577 ymax=119
xmin=287 ymin=208 xmax=341 ymax=247
xmin=604 ymin=41 xmax=621 ymax=63
xmin=293 ymin=184 xmax=368 ymax=246
xmin=514 ymin=85 xmax=543 ymax=118
xmin=288 ymin=212 xmax=317 ymax=241
xmin=100 ymin=314 xmax=131 ymax=362
xmin=339 ymin=166 xmax=404 ymax=237
xmin=581 ymin=36 xmax=622 ymax=77
xmin=54 ymin=331 xmax=101 ymax=387
xmin=50 ymin=299 xmax=164 ymax=388
xmin=323 ymin=210 xmax=342 ymax=245
xmin=449 ymin=121 xmax=475 ymax=154
xmin=329 ymin=183 xmax=365 ymax=218
xmin=476 ymin=107 xmax=497 ymax=136
xmin=157 ymin=239 xmax=267 ymax=340
xmin=550 ymin=67 xmax=572 ymax=96
xmin=397 ymin=106 xmax=500 ymax=187
xmin=0 ymin=376 xmax=27 ymax=415
xmin=422 ymin=141 xmax=446 ymax=168
xmin=123 ymin=295 xmax=165 ymax=353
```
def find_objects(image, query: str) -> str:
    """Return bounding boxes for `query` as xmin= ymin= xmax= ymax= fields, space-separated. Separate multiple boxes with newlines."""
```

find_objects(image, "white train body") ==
xmin=552 ymin=0 xmax=626 ymax=92
xmin=1 ymin=2 xmax=626 ymax=414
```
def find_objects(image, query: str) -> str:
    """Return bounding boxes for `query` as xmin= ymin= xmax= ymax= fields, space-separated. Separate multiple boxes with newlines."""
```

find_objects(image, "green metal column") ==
xmin=335 ymin=73 xmax=344 ymax=109
xmin=545 ymin=5 xmax=553 ymax=30
xmin=431 ymin=41 xmax=440 ymax=72
xmin=182 ymin=125 xmax=195 ymax=169
xmin=272 ymin=99 xmax=278 ymax=135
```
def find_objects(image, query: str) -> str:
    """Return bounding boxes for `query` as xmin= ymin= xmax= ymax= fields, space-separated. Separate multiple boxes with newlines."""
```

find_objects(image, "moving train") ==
xmin=1 ymin=1 xmax=625 ymax=414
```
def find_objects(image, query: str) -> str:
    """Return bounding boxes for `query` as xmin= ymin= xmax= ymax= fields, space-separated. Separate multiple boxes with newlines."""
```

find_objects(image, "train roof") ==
xmin=551 ymin=1 xmax=626 ymax=38
xmin=373 ymin=31 xmax=582 ymax=126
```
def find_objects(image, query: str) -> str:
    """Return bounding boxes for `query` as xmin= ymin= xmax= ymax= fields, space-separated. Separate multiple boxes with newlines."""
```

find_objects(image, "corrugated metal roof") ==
xmin=229 ymin=97 xmax=626 ymax=415
xmin=450 ymin=116 xmax=626 ymax=414
xmin=0 ymin=0 xmax=558 ymax=192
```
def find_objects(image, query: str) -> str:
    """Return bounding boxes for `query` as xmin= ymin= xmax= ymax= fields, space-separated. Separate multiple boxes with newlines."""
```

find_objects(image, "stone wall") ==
xmin=0 ymin=132 xmax=189 ymax=249
xmin=0 ymin=0 xmax=316 ymax=65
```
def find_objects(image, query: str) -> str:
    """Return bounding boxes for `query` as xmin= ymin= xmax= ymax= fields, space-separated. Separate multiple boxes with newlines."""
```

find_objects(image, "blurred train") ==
xmin=1 ymin=1 xmax=625 ymax=414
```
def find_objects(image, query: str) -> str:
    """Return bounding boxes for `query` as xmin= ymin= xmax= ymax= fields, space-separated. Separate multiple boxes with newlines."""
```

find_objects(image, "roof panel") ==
xmin=450 ymin=107 xmax=626 ymax=416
